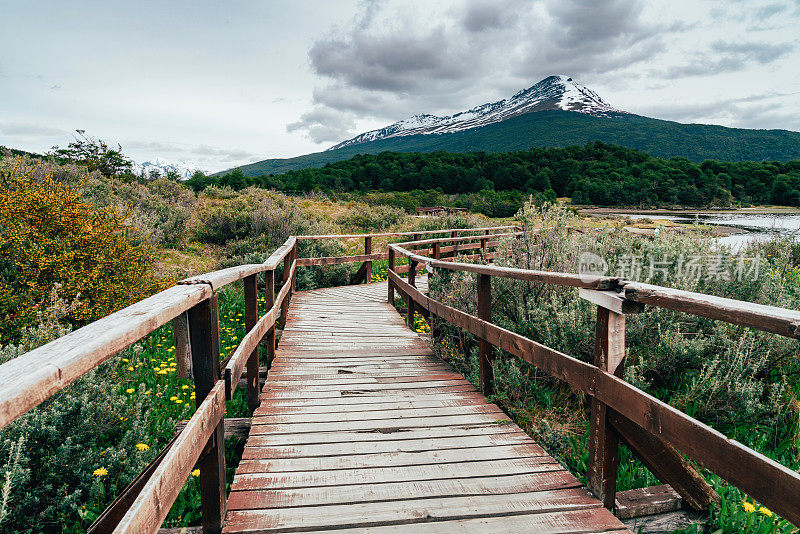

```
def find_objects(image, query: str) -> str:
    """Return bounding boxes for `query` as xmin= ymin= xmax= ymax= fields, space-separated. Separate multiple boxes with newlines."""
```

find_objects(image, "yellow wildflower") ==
xmin=758 ymin=506 xmax=772 ymax=517
xmin=127 ymin=366 xmax=134 ymax=371
xmin=93 ymin=467 xmax=108 ymax=477
xmin=175 ymin=399 xmax=183 ymax=404
xmin=122 ymin=358 xmax=129 ymax=363
xmin=181 ymin=385 xmax=190 ymax=390
xmin=126 ymin=388 xmax=135 ymax=394
xmin=135 ymin=443 xmax=149 ymax=451
xmin=192 ymin=469 xmax=200 ymax=477
xmin=169 ymin=396 xmax=178 ymax=401
xmin=743 ymin=501 xmax=756 ymax=513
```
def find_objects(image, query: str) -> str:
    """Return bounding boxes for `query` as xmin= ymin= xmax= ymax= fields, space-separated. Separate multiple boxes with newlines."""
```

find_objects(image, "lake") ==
xmin=608 ymin=211 xmax=800 ymax=250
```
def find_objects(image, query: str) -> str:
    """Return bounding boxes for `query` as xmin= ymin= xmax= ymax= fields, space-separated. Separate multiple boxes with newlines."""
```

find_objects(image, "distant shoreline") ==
xmin=579 ymin=206 xmax=800 ymax=216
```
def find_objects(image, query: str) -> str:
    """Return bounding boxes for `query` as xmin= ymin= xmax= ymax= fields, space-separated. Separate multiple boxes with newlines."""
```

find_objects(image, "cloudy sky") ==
xmin=1 ymin=0 xmax=799 ymax=172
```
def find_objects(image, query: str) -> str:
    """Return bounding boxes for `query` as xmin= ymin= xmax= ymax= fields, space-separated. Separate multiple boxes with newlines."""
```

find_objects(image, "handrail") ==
xmin=297 ymin=225 xmax=517 ymax=240
xmin=388 ymin=233 xmax=800 ymax=526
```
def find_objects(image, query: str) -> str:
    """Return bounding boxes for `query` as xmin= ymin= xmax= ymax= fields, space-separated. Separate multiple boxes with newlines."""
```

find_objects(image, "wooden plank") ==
xmin=175 ymin=417 xmax=251 ymax=439
xmin=0 ymin=283 xmax=211 ymax=430
xmin=614 ymin=484 xmax=684 ymax=520
xmin=296 ymin=225 xmax=516 ymax=240
xmin=390 ymin=244 xmax=620 ymax=290
xmin=227 ymin=471 xmax=579 ymax=509
xmin=248 ymin=413 xmax=513 ymax=434
xmin=623 ymin=282 xmax=800 ymax=339
xmin=587 ymin=307 xmax=625 ymax=508
xmin=477 ymin=273 xmax=492 ymax=395
xmin=252 ymin=404 xmax=503 ymax=424
xmin=297 ymin=252 xmax=388 ymax=267
xmin=231 ymin=457 xmax=568 ymax=491
xmin=243 ymin=274 xmax=259 ymax=412
xmin=609 ymin=413 xmax=718 ymax=511
xmin=244 ymin=427 xmax=529 ymax=449
xmin=188 ymin=295 xmax=225 ymax=534
xmin=223 ymin=488 xmax=606 ymax=532
xmin=235 ymin=443 xmax=548 ymax=472
xmin=172 ymin=312 xmax=192 ymax=379
xmin=579 ymin=288 xmax=645 ymax=315
xmin=299 ymin=509 xmax=630 ymax=534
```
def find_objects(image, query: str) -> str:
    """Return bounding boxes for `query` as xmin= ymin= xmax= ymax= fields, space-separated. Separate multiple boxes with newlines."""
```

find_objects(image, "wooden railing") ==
xmin=388 ymin=233 xmax=800 ymax=527
xmin=0 ymin=225 xmax=513 ymax=534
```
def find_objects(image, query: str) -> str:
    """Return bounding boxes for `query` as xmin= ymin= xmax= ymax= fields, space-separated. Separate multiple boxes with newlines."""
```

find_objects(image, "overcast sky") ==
xmin=1 ymin=0 xmax=799 ymax=172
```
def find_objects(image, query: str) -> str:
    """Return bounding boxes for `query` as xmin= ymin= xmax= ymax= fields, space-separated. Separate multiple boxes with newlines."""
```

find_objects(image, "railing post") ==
xmin=187 ymin=295 xmax=225 ymax=534
xmin=477 ymin=273 xmax=493 ymax=395
xmin=280 ymin=248 xmax=292 ymax=330
xmin=264 ymin=268 xmax=276 ymax=369
xmin=364 ymin=236 xmax=373 ymax=284
xmin=387 ymin=247 xmax=395 ymax=304
xmin=432 ymin=241 xmax=440 ymax=260
xmin=480 ymin=235 xmax=488 ymax=261
xmin=243 ymin=274 xmax=259 ymax=413
xmin=587 ymin=306 xmax=625 ymax=509
xmin=291 ymin=239 xmax=298 ymax=293
xmin=407 ymin=259 xmax=417 ymax=328
xmin=172 ymin=312 xmax=192 ymax=379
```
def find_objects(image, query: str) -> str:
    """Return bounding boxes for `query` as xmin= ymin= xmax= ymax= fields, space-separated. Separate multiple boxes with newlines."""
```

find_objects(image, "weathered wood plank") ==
xmin=227 ymin=471 xmax=579 ymax=509
xmin=223 ymin=489 xmax=606 ymax=532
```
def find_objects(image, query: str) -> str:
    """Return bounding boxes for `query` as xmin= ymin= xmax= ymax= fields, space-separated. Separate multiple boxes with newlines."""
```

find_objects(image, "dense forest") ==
xmin=190 ymin=142 xmax=800 ymax=214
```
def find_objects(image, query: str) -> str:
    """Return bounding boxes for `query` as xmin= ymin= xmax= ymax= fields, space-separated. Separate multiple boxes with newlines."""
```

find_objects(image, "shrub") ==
xmin=0 ymin=162 xmax=165 ymax=342
xmin=335 ymin=204 xmax=407 ymax=230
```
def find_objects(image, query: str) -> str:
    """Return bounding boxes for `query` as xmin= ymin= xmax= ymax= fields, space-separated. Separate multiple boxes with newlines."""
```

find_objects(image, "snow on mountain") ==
xmin=132 ymin=157 xmax=204 ymax=180
xmin=329 ymin=75 xmax=626 ymax=150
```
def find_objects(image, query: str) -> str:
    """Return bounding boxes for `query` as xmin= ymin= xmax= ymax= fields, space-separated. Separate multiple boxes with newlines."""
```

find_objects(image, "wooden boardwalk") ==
xmin=223 ymin=280 xmax=630 ymax=533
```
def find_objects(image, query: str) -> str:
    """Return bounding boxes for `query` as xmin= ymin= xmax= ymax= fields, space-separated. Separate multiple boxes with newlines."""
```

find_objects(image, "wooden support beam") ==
xmin=188 ymin=296 xmax=225 ymax=534
xmin=264 ymin=269 xmax=276 ymax=369
xmin=172 ymin=312 xmax=192 ymax=379
xmin=364 ymin=236 xmax=373 ymax=284
xmin=280 ymin=252 xmax=291 ymax=330
xmin=407 ymin=259 xmax=417 ymax=328
xmin=243 ymin=274 xmax=259 ymax=414
xmin=432 ymin=242 xmax=440 ymax=260
xmin=610 ymin=412 xmax=719 ymax=512
xmin=587 ymin=307 xmax=625 ymax=509
xmin=579 ymin=288 xmax=645 ymax=315
xmin=176 ymin=417 xmax=251 ymax=440
xmin=351 ymin=261 xmax=370 ymax=285
xmin=614 ymin=484 xmax=684 ymax=520
xmin=388 ymin=248 xmax=396 ymax=304
xmin=477 ymin=273 xmax=493 ymax=396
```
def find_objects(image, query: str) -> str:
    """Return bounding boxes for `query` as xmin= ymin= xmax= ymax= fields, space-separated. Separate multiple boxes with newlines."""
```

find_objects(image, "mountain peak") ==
xmin=328 ymin=76 xmax=625 ymax=150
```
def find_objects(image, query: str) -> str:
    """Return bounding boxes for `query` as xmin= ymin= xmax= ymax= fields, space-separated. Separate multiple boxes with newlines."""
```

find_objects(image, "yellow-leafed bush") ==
xmin=0 ymin=162 xmax=164 ymax=342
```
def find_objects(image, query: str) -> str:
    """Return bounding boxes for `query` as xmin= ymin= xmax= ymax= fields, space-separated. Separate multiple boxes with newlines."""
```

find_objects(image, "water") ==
xmin=608 ymin=212 xmax=800 ymax=251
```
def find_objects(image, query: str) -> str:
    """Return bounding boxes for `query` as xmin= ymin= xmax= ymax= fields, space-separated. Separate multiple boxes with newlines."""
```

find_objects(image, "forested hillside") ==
xmin=193 ymin=142 xmax=800 ymax=210
xmin=231 ymin=111 xmax=800 ymax=176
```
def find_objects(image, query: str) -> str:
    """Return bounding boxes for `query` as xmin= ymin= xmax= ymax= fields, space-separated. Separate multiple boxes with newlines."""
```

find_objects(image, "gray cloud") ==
xmin=0 ymin=122 xmax=69 ymax=136
xmin=124 ymin=140 xmax=257 ymax=161
xmin=664 ymin=39 xmax=794 ymax=78
xmin=632 ymin=91 xmax=800 ymax=132
xmin=462 ymin=1 xmax=508 ymax=32
xmin=287 ymin=106 xmax=358 ymax=144
xmin=754 ymin=3 xmax=788 ymax=20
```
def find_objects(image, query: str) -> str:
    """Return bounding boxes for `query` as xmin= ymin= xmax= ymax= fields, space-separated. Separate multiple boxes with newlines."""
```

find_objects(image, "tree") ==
xmin=48 ymin=130 xmax=132 ymax=176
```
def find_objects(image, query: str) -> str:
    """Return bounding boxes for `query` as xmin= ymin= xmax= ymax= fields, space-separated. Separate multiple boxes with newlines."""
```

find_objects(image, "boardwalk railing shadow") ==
xmin=0 ymin=224 xmax=798 ymax=532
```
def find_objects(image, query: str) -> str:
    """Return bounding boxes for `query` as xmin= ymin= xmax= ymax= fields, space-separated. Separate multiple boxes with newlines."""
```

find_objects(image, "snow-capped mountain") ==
xmin=132 ymin=157 xmax=204 ymax=180
xmin=329 ymin=75 xmax=625 ymax=150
